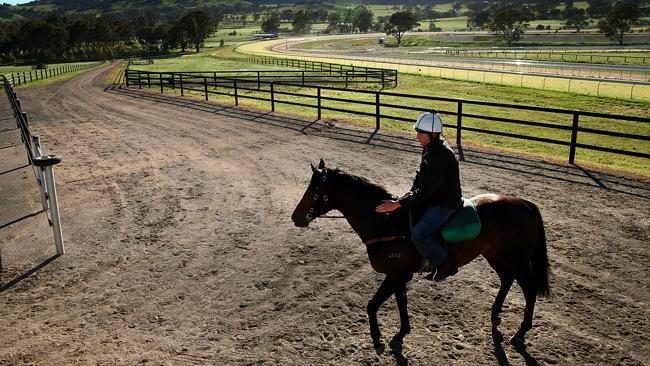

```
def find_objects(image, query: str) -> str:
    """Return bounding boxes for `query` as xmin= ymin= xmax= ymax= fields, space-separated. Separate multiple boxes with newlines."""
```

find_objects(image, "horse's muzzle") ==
xmin=291 ymin=212 xmax=309 ymax=227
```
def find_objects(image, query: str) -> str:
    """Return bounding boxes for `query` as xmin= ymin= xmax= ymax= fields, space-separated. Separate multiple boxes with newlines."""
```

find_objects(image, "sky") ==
xmin=4 ymin=1 xmax=32 ymax=4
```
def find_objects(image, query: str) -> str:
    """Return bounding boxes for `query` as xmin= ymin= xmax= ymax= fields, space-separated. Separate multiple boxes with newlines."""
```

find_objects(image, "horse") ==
xmin=291 ymin=159 xmax=550 ymax=355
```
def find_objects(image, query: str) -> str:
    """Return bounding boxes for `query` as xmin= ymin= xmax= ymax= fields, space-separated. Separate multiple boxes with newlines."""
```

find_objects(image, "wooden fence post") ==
xmin=270 ymin=82 xmax=275 ymax=112
xmin=569 ymin=112 xmax=580 ymax=164
xmin=456 ymin=100 xmax=463 ymax=160
xmin=375 ymin=92 xmax=380 ymax=131
xmin=317 ymin=87 xmax=321 ymax=120
xmin=233 ymin=79 xmax=238 ymax=106
xmin=180 ymin=74 xmax=184 ymax=96
xmin=204 ymin=76 xmax=208 ymax=101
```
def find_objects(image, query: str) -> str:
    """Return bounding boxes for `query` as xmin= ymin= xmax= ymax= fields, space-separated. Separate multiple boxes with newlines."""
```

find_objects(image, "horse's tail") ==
xmin=524 ymin=200 xmax=550 ymax=297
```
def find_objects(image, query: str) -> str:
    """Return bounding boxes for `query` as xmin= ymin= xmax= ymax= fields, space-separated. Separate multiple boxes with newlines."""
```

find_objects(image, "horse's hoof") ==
xmin=374 ymin=343 xmax=386 ymax=355
xmin=388 ymin=338 xmax=403 ymax=352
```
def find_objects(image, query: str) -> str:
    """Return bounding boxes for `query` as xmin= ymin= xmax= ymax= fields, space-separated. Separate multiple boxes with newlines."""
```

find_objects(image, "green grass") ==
xmin=130 ymin=48 xmax=650 ymax=176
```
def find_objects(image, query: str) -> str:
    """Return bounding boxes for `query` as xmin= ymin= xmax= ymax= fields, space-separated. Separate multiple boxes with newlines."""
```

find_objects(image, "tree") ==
xmin=326 ymin=11 xmax=341 ymax=34
xmin=488 ymin=6 xmax=530 ymax=47
xmin=587 ymin=0 xmax=612 ymax=18
xmin=353 ymin=6 xmax=374 ymax=33
xmin=428 ymin=21 xmax=441 ymax=32
xmin=563 ymin=6 xmax=588 ymax=32
xmin=281 ymin=9 xmax=294 ymax=22
xmin=598 ymin=2 xmax=641 ymax=46
xmin=179 ymin=10 xmax=213 ymax=52
xmin=292 ymin=10 xmax=313 ymax=34
xmin=467 ymin=10 xmax=491 ymax=30
xmin=261 ymin=13 xmax=280 ymax=33
xmin=383 ymin=11 xmax=419 ymax=46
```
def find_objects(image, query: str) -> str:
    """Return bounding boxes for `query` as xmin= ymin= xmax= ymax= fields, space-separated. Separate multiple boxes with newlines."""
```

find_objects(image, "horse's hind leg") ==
xmin=491 ymin=269 xmax=514 ymax=326
xmin=510 ymin=270 xmax=538 ymax=344
xmin=367 ymin=276 xmax=396 ymax=355
xmin=389 ymin=277 xmax=412 ymax=352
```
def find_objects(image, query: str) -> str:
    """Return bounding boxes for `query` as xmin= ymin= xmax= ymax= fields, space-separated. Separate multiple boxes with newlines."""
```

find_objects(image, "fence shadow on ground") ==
xmin=105 ymin=85 xmax=650 ymax=199
xmin=0 ymin=254 xmax=60 ymax=293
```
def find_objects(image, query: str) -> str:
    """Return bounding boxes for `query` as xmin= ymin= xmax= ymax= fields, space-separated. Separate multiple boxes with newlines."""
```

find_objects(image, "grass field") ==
xmin=129 ymin=47 xmax=650 ymax=176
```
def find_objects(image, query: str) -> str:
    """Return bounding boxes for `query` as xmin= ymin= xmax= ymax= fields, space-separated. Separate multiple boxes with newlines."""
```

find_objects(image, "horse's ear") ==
xmin=318 ymin=158 xmax=326 ymax=169
xmin=311 ymin=163 xmax=317 ymax=173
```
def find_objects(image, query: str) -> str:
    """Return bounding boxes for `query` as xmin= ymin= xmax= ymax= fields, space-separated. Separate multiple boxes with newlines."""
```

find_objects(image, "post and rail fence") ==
xmin=1 ymin=74 xmax=65 ymax=258
xmin=128 ymin=56 xmax=398 ymax=88
xmin=4 ymin=61 xmax=104 ymax=87
xmin=124 ymin=69 xmax=650 ymax=166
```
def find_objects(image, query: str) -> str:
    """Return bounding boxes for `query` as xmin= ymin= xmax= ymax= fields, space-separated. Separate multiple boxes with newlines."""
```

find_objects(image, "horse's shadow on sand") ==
xmin=378 ymin=326 xmax=539 ymax=366
xmin=492 ymin=325 xmax=540 ymax=366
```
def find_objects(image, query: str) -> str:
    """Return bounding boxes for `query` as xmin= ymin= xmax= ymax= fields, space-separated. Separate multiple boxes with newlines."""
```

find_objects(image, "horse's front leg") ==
xmin=389 ymin=276 xmax=412 ymax=352
xmin=367 ymin=276 xmax=396 ymax=355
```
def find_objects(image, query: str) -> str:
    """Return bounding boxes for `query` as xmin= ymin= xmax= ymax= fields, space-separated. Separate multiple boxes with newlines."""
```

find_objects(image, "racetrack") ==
xmin=1 ymin=63 xmax=648 ymax=365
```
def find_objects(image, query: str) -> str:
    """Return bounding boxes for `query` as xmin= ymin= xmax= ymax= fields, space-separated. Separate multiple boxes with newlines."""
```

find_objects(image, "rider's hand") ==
xmin=375 ymin=200 xmax=401 ymax=213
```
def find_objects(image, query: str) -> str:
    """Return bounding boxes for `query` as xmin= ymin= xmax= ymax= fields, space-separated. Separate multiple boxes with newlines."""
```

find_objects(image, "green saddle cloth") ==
xmin=441 ymin=198 xmax=481 ymax=242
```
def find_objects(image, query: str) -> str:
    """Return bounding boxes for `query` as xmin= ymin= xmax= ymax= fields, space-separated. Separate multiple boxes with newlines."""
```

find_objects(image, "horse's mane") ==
xmin=326 ymin=168 xmax=394 ymax=202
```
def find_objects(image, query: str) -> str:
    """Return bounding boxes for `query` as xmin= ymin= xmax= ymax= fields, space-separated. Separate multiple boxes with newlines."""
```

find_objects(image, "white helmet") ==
xmin=413 ymin=112 xmax=443 ymax=134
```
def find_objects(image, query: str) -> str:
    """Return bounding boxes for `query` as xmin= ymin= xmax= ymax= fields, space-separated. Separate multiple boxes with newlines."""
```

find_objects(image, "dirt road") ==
xmin=1 ymin=63 xmax=648 ymax=365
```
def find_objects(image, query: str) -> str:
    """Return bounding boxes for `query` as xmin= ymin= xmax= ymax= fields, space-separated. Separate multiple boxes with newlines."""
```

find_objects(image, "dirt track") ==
xmin=1 ymin=63 xmax=648 ymax=365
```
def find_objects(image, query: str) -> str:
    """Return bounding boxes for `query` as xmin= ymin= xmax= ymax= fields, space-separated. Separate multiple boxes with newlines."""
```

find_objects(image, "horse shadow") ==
xmin=492 ymin=325 xmax=540 ymax=366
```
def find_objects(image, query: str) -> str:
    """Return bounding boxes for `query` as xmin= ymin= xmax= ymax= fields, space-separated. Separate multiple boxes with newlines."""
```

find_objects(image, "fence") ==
xmin=440 ymin=49 xmax=650 ymax=65
xmin=1 ymin=75 xmax=65 ymax=256
xmin=4 ymin=61 xmax=104 ymax=87
xmin=241 ymin=57 xmax=398 ymax=87
xmin=236 ymin=41 xmax=650 ymax=101
xmin=129 ymin=57 xmax=398 ymax=88
xmin=124 ymin=69 xmax=650 ymax=167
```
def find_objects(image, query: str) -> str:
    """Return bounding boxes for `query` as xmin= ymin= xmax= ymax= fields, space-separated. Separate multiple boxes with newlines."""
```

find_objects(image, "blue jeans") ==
xmin=411 ymin=205 xmax=456 ymax=267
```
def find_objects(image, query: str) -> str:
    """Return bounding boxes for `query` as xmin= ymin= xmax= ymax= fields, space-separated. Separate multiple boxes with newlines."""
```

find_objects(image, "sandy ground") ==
xmin=0 ymin=63 xmax=648 ymax=365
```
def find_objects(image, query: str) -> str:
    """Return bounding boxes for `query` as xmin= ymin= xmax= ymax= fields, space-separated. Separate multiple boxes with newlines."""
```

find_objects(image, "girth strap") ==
xmin=363 ymin=235 xmax=405 ymax=246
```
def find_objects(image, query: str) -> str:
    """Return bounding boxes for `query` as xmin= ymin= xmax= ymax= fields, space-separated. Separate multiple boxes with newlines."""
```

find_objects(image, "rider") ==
xmin=375 ymin=112 xmax=462 ymax=281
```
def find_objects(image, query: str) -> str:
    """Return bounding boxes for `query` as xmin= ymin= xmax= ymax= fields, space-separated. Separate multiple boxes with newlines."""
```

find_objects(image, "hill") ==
xmin=1 ymin=0 xmax=454 ymax=20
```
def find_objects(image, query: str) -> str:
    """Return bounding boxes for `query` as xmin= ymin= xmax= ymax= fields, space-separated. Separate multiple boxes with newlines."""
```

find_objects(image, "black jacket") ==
xmin=399 ymin=139 xmax=462 ymax=211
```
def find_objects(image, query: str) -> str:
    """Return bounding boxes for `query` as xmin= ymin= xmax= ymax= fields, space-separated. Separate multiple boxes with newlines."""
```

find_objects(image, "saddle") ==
xmin=441 ymin=198 xmax=481 ymax=242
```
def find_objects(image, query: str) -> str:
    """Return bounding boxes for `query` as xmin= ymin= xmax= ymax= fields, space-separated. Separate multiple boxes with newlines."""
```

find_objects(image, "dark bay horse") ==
xmin=291 ymin=160 xmax=550 ymax=355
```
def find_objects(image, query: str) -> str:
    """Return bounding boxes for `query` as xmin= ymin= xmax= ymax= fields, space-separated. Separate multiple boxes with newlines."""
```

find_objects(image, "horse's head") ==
xmin=292 ymin=159 xmax=334 ymax=227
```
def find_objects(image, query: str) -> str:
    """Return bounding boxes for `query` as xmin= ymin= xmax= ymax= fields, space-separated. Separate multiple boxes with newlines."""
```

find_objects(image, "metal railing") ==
xmin=4 ymin=62 xmax=104 ymax=87
xmin=440 ymin=49 xmax=650 ymax=65
xmin=2 ymin=75 xmax=64 ymax=256
xmin=124 ymin=69 xmax=650 ymax=165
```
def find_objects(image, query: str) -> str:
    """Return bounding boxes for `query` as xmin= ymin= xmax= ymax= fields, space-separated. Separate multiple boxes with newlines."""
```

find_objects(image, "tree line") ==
xmin=463 ymin=0 xmax=644 ymax=46
xmin=0 ymin=9 xmax=219 ymax=65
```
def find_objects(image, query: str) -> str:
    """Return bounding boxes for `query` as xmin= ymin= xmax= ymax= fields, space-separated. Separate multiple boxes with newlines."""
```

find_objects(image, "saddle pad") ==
xmin=441 ymin=198 xmax=481 ymax=242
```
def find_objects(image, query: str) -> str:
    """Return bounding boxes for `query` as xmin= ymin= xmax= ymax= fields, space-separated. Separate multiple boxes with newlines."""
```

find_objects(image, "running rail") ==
xmin=1 ymin=75 xmax=64 ymax=256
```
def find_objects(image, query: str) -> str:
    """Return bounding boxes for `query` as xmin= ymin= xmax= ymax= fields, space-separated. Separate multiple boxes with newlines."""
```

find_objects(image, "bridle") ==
xmin=304 ymin=174 xmax=344 ymax=220
xmin=302 ymin=173 xmax=403 ymax=245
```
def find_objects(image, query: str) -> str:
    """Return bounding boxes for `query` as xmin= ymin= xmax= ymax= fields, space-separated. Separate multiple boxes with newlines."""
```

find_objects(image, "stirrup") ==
xmin=423 ymin=267 xmax=438 ymax=281
xmin=434 ymin=267 xmax=458 ymax=282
